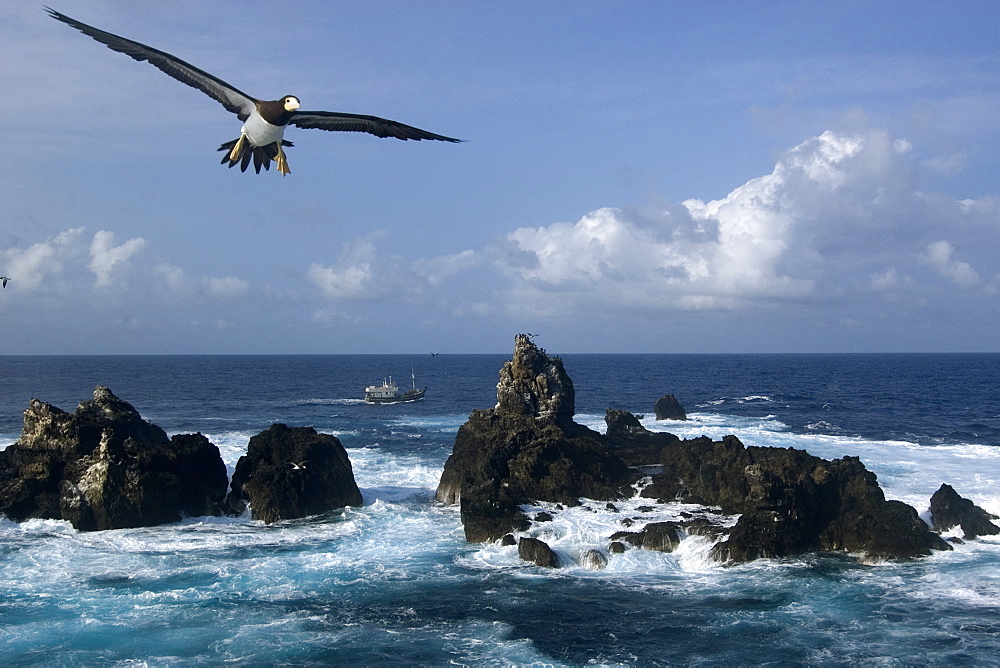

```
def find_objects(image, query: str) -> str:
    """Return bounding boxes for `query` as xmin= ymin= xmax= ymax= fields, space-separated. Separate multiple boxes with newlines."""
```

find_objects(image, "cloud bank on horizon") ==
xmin=494 ymin=129 xmax=998 ymax=314
xmin=3 ymin=125 xmax=997 ymax=352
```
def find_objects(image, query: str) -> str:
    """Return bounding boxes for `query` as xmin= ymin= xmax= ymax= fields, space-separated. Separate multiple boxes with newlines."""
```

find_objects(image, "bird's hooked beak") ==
xmin=284 ymin=97 xmax=301 ymax=112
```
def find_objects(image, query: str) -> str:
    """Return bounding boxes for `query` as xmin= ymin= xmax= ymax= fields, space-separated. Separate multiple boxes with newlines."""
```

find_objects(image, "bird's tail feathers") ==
xmin=217 ymin=138 xmax=294 ymax=174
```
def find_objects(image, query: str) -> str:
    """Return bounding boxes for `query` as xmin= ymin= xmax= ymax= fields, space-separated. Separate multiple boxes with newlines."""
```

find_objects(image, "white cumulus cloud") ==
xmin=1 ymin=228 xmax=149 ymax=293
xmin=491 ymin=128 xmax=998 ymax=316
xmin=309 ymin=234 xmax=415 ymax=301
xmin=920 ymin=240 xmax=982 ymax=289
xmin=1 ymin=230 xmax=77 ymax=291
xmin=88 ymin=230 xmax=147 ymax=288
xmin=153 ymin=264 xmax=250 ymax=302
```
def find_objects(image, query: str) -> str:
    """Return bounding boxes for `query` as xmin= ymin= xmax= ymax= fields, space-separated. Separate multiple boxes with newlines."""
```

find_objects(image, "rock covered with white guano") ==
xmin=436 ymin=334 xmax=633 ymax=544
xmin=495 ymin=334 xmax=575 ymax=424
xmin=0 ymin=386 xmax=228 ymax=530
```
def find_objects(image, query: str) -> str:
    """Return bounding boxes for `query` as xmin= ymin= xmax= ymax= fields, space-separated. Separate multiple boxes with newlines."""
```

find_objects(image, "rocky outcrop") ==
xmin=610 ymin=522 xmax=682 ymax=552
xmin=930 ymin=483 xmax=1000 ymax=539
xmin=518 ymin=536 xmax=559 ymax=568
xmin=226 ymin=424 xmax=363 ymax=524
xmin=437 ymin=335 xmax=634 ymax=542
xmin=495 ymin=334 xmax=575 ymax=424
xmin=640 ymin=434 xmax=951 ymax=562
xmin=604 ymin=409 xmax=679 ymax=467
xmin=654 ymin=394 xmax=687 ymax=421
xmin=0 ymin=387 xmax=228 ymax=530
xmin=438 ymin=335 xmax=957 ymax=566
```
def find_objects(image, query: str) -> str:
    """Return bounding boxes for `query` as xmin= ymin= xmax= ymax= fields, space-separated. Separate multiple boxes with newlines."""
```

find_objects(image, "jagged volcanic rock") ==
xmin=930 ymin=483 xmax=1000 ymax=539
xmin=495 ymin=334 xmax=575 ymax=425
xmin=654 ymin=394 xmax=687 ymax=421
xmin=438 ymin=336 xmax=953 ymax=564
xmin=640 ymin=434 xmax=951 ymax=562
xmin=604 ymin=409 xmax=679 ymax=467
xmin=226 ymin=424 xmax=363 ymax=524
xmin=437 ymin=334 xmax=633 ymax=542
xmin=0 ymin=386 xmax=228 ymax=530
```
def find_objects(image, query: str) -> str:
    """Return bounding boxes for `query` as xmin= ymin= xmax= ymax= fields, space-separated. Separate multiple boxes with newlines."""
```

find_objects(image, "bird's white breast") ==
xmin=241 ymin=109 xmax=286 ymax=147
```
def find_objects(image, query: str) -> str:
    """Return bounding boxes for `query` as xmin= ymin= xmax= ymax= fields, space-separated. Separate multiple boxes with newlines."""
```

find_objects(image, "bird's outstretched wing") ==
xmin=46 ymin=7 xmax=257 ymax=120
xmin=289 ymin=111 xmax=462 ymax=142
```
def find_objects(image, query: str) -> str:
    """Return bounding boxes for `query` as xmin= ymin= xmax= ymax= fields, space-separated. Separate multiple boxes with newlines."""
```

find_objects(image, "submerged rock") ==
xmin=0 ymin=386 xmax=228 ymax=530
xmin=580 ymin=548 xmax=609 ymax=570
xmin=610 ymin=522 xmax=682 ymax=553
xmin=226 ymin=424 xmax=363 ymax=524
xmin=930 ymin=483 xmax=1000 ymax=539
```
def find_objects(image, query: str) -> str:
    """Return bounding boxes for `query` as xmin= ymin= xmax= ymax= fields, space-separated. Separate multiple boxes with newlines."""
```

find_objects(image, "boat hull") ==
xmin=364 ymin=388 xmax=426 ymax=404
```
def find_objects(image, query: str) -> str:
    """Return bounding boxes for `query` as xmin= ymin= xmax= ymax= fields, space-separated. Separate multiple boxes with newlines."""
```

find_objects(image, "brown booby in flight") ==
xmin=46 ymin=8 xmax=461 ymax=175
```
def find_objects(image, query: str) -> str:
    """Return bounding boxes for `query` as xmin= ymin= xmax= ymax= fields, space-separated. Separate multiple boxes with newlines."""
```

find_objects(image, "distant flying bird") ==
xmin=431 ymin=353 xmax=439 ymax=357
xmin=289 ymin=461 xmax=307 ymax=470
xmin=0 ymin=277 xmax=8 ymax=288
xmin=46 ymin=8 xmax=462 ymax=175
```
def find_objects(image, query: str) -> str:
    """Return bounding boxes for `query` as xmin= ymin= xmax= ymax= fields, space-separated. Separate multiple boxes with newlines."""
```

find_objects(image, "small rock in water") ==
xmin=518 ymin=536 xmax=559 ymax=568
xmin=929 ymin=483 xmax=1000 ymax=539
xmin=225 ymin=424 xmax=362 ymax=524
xmin=580 ymin=549 xmax=608 ymax=570
xmin=654 ymin=393 xmax=687 ymax=421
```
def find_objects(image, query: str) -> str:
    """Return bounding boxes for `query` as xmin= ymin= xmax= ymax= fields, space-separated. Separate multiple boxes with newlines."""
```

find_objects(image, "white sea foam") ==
xmin=520 ymin=408 xmax=1000 ymax=588
xmin=295 ymin=398 xmax=366 ymax=406
xmin=582 ymin=409 xmax=1000 ymax=515
xmin=805 ymin=420 xmax=839 ymax=431
xmin=4 ymin=389 xmax=1000 ymax=664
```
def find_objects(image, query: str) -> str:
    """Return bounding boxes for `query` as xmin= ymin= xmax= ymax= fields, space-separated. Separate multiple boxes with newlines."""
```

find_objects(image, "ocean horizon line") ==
xmin=1 ymin=351 xmax=998 ymax=358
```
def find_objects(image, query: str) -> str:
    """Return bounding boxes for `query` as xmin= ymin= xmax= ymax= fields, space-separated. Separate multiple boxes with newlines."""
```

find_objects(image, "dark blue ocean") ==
xmin=1 ymin=353 xmax=999 ymax=665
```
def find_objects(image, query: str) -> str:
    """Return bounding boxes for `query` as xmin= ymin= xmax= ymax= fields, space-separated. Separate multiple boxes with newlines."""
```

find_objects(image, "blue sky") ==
xmin=1 ymin=1 xmax=998 ymax=353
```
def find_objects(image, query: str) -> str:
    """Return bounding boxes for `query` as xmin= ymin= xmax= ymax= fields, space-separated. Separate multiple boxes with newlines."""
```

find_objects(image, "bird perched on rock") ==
xmin=46 ymin=8 xmax=462 ymax=175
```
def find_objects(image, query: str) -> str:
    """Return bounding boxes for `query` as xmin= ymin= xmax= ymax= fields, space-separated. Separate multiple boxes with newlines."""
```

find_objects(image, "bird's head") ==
xmin=282 ymin=96 xmax=301 ymax=112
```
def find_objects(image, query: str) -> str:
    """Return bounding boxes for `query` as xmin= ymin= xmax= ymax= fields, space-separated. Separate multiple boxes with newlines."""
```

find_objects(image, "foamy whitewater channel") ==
xmin=2 ymin=352 xmax=1000 ymax=664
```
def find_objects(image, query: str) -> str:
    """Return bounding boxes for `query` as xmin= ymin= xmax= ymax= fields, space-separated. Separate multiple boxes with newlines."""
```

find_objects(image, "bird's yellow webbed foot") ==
xmin=274 ymin=143 xmax=291 ymax=175
xmin=228 ymin=133 xmax=247 ymax=162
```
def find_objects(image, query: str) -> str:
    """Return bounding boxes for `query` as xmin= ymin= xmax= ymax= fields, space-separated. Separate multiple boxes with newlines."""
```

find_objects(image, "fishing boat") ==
xmin=364 ymin=370 xmax=426 ymax=404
